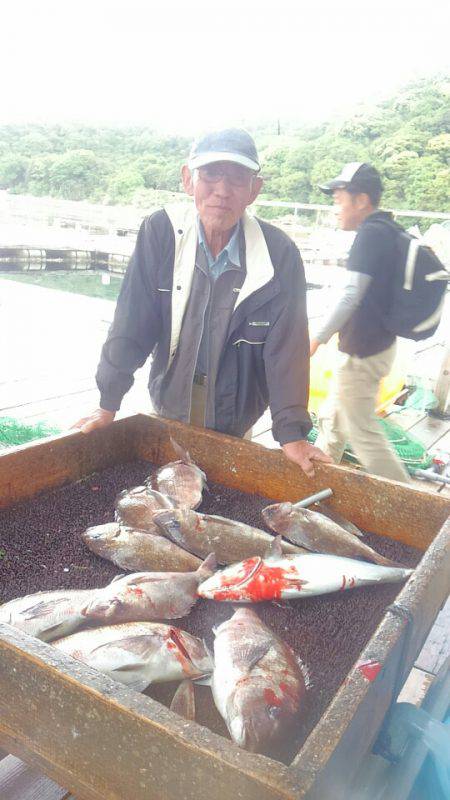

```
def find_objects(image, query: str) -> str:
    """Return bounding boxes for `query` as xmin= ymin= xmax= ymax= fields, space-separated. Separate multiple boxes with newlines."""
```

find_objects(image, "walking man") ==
xmin=310 ymin=162 xmax=410 ymax=483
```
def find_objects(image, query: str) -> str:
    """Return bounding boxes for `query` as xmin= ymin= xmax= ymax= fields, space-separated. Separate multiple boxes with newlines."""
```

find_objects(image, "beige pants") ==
xmin=315 ymin=342 xmax=410 ymax=483
xmin=190 ymin=382 xmax=252 ymax=439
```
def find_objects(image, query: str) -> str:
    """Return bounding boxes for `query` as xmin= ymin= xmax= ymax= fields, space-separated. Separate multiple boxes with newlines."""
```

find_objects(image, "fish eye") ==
xmin=267 ymin=705 xmax=283 ymax=720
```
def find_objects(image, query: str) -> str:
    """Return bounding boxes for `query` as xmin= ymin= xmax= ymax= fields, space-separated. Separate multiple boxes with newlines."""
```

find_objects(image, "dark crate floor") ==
xmin=0 ymin=459 xmax=422 ymax=764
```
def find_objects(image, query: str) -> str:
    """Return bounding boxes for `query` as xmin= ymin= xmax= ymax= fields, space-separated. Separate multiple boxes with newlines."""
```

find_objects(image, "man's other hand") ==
xmin=310 ymin=338 xmax=321 ymax=357
xmin=71 ymin=408 xmax=116 ymax=434
xmin=282 ymin=440 xmax=333 ymax=478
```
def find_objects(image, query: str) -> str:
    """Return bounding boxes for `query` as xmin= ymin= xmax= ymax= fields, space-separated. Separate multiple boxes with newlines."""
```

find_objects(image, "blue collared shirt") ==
xmin=197 ymin=220 xmax=241 ymax=277
xmin=195 ymin=220 xmax=242 ymax=376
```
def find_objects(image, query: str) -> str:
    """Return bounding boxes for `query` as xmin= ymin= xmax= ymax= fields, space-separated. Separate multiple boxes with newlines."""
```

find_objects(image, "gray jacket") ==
xmin=96 ymin=204 xmax=312 ymax=444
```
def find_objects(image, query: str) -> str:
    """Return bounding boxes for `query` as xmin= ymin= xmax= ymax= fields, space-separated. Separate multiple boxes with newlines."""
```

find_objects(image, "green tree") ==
xmin=48 ymin=150 xmax=108 ymax=201
xmin=0 ymin=155 xmax=30 ymax=190
xmin=108 ymin=166 xmax=145 ymax=202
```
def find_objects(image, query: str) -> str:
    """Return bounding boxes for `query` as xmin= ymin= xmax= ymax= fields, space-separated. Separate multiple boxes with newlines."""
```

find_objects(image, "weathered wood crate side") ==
xmin=1 ymin=415 xmax=449 ymax=800
xmin=1 ymin=413 xmax=449 ymax=550
xmin=0 ymin=625 xmax=299 ymax=800
xmin=133 ymin=414 xmax=450 ymax=550
xmin=0 ymin=418 xmax=142 ymax=509
xmin=288 ymin=515 xmax=450 ymax=799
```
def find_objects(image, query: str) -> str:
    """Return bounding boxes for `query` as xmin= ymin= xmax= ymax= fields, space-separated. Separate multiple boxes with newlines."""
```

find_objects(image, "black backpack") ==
xmin=379 ymin=218 xmax=449 ymax=341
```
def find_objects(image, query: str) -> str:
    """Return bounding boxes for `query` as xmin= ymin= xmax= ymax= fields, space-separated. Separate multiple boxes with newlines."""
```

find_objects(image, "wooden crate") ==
xmin=0 ymin=413 xmax=449 ymax=800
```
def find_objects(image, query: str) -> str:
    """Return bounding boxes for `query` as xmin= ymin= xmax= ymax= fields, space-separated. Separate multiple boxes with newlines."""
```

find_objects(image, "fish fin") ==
xmin=40 ymin=621 xmax=77 ymax=641
xmin=371 ymin=552 xmax=409 ymax=569
xmin=170 ymin=437 xmax=192 ymax=464
xmin=202 ymin=638 xmax=214 ymax=665
xmin=110 ymin=573 xmax=127 ymax=584
xmin=315 ymin=503 xmax=364 ymax=538
xmin=234 ymin=640 xmax=272 ymax=671
xmin=89 ymin=634 xmax=161 ymax=669
xmin=124 ymin=574 xmax=164 ymax=586
xmin=21 ymin=597 xmax=69 ymax=620
xmin=149 ymin=489 xmax=176 ymax=509
xmin=170 ymin=679 xmax=196 ymax=720
xmin=197 ymin=552 xmax=217 ymax=578
xmin=265 ymin=535 xmax=283 ymax=559
xmin=82 ymin=596 xmax=125 ymax=619
xmin=193 ymin=674 xmax=212 ymax=686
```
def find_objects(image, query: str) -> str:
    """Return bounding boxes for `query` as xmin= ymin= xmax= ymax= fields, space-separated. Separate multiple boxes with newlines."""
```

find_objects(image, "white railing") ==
xmin=253 ymin=199 xmax=450 ymax=222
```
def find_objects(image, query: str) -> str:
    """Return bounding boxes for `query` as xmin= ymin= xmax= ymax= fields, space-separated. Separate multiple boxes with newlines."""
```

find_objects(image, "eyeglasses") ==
xmin=196 ymin=163 xmax=257 ymax=188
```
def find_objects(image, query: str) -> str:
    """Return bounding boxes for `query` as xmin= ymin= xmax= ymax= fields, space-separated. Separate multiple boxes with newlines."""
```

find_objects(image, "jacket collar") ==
xmin=163 ymin=203 xmax=276 ymax=367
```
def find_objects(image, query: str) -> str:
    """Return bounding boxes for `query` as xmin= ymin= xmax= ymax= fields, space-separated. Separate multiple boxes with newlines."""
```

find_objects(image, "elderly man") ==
xmin=74 ymin=129 xmax=330 ymax=477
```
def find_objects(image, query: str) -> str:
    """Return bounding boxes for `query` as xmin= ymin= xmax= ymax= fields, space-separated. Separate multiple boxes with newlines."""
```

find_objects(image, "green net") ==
xmin=307 ymin=415 xmax=432 ymax=473
xmin=0 ymin=417 xmax=60 ymax=449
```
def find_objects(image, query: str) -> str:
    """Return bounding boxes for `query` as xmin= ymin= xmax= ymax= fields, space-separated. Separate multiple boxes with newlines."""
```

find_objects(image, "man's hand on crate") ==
xmin=71 ymin=408 xmax=116 ymax=434
xmin=282 ymin=440 xmax=333 ymax=478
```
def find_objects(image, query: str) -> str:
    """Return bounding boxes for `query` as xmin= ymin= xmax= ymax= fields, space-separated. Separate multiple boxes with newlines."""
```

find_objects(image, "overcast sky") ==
xmin=1 ymin=0 xmax=449 ymax=133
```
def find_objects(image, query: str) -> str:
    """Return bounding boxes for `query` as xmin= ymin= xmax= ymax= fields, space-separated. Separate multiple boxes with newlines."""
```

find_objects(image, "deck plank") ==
xmin=384 ymin=409 xmax=427 ymax=431
xmin=414 ymin=597 xmax=450 ymax=675
xmin=0 ymin=755 xmax=72 ymax=800
xmin=407 ymin=415 xmax=450 ymax=450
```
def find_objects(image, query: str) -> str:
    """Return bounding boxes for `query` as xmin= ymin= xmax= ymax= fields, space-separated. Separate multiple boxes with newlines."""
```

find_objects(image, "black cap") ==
xmin=188 ymin=128 xmax=260 ymax=172
xmin=319 ymin=162 xmax=383 ymax=196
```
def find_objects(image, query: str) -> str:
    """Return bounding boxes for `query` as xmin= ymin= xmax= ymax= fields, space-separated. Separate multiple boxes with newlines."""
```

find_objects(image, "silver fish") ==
xmin=0 ymin=588 xmax=97 ymax=642
xmin=81 ymin=522 xmax=201 ymax=572
xmin=115 ymin=486 xmax=175 ymax=533
xmin=169 ymin=679 xmax=196 ymax=720
xmin=262 ymin=502 xmax=400 ymax=566
xmin=53 ymin=622 xmax=213 ymax=691
xmin=212 ymin=608 xmax=307 ymax=753
xmin=84 ymin=554 xmax=216 ymax=622
xmin=146 ymin=438 xmax=207 ymax=509
xmin=198 ymin=537 xmax=413 ymax=602
xmin=153 ymin=507 xmax=300 ymax=565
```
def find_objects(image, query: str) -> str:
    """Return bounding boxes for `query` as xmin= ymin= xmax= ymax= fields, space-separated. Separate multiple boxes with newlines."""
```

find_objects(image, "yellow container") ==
xmin=309 ymin=336 xmax=405 ymax=415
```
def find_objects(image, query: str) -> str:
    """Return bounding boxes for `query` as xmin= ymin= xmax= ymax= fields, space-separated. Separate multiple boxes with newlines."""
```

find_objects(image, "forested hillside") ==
xmin=0 ymin=76 xmax=448 ymax=212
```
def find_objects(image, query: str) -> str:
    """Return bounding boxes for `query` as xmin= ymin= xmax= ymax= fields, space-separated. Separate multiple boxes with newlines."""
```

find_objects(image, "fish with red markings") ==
xmin=198 ymin=536 xmax=413 ymax=603
xmin=53 ymin=622 xmax=213 ymax=691
xmin=262 ymin=502 xmax=401 ymax=566
xmin=85 ymin=553 xmax=216 ymax=622
xmin=153 ymin=507 xmax=300 ymax=564
xmin=115 ymin=486 xmax=175 ymax=532
xmin=211 ymin=607 xmax=307 ymax=753
xmin=146 ymin=438 xmax=207 ymax=509
xmin=0 ymin=557 xmax=215 ymax=641
xmin=81 ymin=521 xmax=201 ymax=572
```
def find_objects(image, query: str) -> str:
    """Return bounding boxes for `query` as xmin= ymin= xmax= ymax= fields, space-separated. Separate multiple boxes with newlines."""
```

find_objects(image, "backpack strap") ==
xmin=403 ymin=239 xmax=421 ymax=290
